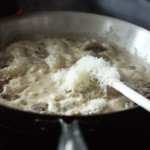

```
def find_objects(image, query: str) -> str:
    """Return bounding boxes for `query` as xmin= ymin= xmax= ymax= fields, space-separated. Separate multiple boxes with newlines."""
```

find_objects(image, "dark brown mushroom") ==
xmin=83 ymin=41 xmax=108 ymax=52
xmin=1 ymin=94 xmax=20 ymax=101
xmin=31 ymin=102 xmax=48 ymax=112
xmin=0 ymin=55 xmax=14 ymax=69
xmin=35 ymin=44 xmax=49 ymax=59
xmin=0 ymin=75 xmax=11 ymax=93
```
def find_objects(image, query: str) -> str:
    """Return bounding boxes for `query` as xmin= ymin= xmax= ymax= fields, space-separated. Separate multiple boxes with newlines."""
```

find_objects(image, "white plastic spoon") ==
xmin=53 ymin=56 xmax=150 ymax=112
xmin=112 ymin=81 xmax=150 ymax=112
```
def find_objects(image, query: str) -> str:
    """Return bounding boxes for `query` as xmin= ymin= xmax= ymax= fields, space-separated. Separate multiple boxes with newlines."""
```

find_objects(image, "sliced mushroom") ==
xmin=35 ymin=46 xmax=49 ymax=58
xmin=144 ymin=93 xmax=150 ymax=100
xmin=1 ymin=94 xmax=20 ymax=101
xmin=83 ymin=41 xmax=108 ymax=52
xmin=0 ymin=55 xmax=14 ymax=69
xmin=0 ymin=75 xmax=11 ymax=93
xmin=31 ymin=102 xmax=48 ymax=112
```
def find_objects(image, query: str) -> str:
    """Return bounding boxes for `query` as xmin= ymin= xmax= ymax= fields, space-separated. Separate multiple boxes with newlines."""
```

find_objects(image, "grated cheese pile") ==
xmin=52 ymin=56 xmax=120 ymax=93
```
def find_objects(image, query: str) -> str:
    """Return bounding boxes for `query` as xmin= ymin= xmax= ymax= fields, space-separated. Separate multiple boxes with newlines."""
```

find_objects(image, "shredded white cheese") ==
xmin=52 ymin=56 xmax=120 ymax=93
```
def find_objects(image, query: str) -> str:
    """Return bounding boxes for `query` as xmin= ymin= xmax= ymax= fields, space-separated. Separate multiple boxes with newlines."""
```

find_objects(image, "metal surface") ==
xmin=0 ymin=11 xmax=150 ymax=63
xmin=58 ymin=119 xmax=88 ymax=150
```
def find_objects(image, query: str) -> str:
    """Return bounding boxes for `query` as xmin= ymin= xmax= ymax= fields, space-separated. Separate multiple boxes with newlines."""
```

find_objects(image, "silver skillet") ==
xmin=0 ymin=11 xmax=150 ymax=150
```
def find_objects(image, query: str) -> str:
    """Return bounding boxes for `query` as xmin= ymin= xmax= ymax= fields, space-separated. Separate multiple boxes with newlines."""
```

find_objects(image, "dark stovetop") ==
xmin=0 ymin=108 xmax=150 ymax=150
xmin=0 ymin=123 xmax=150 ymax=150
xmin=0 ymin=128 xmax=149 ymax=150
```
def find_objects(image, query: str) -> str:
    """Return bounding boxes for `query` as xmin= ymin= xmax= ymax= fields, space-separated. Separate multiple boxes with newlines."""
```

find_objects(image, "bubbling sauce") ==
xmin=0 ymin=38 xmax=149 ymax=115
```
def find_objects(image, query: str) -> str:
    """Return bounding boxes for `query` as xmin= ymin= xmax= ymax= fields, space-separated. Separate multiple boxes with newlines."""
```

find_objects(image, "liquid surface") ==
xmin=0 ymin=38 xmax=149 ymax=115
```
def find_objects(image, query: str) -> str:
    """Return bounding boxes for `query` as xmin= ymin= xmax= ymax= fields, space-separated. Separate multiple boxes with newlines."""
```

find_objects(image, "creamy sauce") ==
xmin=0 ymin=38 xmax=149 ymax=115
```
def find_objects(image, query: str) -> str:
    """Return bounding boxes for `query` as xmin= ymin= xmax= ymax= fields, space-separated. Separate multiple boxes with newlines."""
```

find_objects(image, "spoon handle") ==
xmin=112 ymin=81 xmax=150 ymax=112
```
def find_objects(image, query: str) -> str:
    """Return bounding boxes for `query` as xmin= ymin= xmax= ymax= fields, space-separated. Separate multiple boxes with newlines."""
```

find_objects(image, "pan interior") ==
xmin=0 ymin=12 xmax=150 ymax=116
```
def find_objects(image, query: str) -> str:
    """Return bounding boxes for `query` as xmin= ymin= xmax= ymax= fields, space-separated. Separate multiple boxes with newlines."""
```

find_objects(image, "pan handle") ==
xmin=58 ymin=119 xmax=88 ymax=150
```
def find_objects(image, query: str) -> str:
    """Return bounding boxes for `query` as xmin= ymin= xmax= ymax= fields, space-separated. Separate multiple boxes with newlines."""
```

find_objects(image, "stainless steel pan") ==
xmin=0 ymin=11 xmax=150 ymax=150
